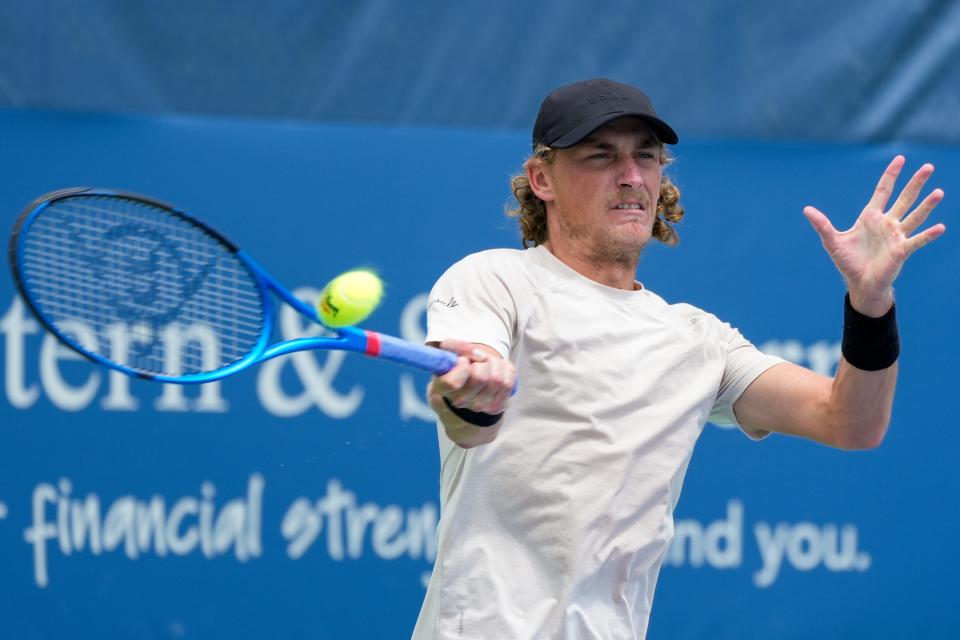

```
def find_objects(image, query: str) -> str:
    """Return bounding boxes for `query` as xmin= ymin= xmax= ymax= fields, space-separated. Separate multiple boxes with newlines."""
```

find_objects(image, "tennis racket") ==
xmin=8 ymin=187 xmax=458 ymax=384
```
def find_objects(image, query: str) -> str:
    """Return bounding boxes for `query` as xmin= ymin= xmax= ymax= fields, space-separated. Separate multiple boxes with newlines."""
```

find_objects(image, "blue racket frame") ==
xmin=9 ymin=187 xmax=459 ymax=384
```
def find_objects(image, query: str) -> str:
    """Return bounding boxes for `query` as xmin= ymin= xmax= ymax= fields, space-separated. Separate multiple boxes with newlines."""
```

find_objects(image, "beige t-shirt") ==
xmin=413 ymin=246 xmax=783 ymax=640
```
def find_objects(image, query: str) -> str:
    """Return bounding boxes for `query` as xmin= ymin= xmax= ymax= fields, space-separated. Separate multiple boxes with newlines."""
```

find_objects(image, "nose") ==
xmin=617 ymin=157 xmax=644 ymax=189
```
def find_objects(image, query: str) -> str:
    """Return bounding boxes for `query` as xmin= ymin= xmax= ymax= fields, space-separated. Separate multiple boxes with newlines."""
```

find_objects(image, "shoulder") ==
xmin=445 ymin=248 xmax=531 ymax=272
xmin=654 ymin=298 xmax=741 ymax=340
xmin=428 ymin=247 xmax=566 ymax=316
xmin=434 ymin=247 xmax=548 ymax=286
xmin=628 ymin=290 xmax=718 ymax=325
xmin=666 ymin=300 xmax=762 ymax=352
xmin=668 ymin=301 xmax=721 ymax=324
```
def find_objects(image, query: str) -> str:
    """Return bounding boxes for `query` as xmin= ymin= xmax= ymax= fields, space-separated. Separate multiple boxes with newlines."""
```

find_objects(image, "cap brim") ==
xmin=549 ymin=111 xmax=679 ymax=148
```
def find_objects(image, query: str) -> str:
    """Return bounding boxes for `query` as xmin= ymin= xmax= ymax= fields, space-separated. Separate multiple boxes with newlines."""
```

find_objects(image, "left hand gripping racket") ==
xmin=8 ymin=187 xmax=458 ymax=383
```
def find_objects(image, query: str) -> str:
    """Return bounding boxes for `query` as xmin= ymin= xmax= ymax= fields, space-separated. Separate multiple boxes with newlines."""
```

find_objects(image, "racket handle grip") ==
xmin=370 ymin=332 xmax=519 ymax=395
xmin=372 ymin=332 xmax=458 ymax=375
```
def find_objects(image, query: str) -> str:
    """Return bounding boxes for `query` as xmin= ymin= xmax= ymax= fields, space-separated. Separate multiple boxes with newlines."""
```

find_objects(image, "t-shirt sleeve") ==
xmin=425 ymin=252 xmax=517 ymax=358
xmin=708 ymin=319 xmax=786 ymax=440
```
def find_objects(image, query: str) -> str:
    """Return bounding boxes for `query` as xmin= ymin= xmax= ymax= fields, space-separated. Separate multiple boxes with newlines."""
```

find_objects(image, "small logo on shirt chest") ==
xmin=429 ymin=296 xmax=459 ymax=309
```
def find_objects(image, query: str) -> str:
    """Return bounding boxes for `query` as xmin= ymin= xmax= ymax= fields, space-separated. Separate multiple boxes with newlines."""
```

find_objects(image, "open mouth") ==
xmin=610 ymin=202 xmax=647 ymax=217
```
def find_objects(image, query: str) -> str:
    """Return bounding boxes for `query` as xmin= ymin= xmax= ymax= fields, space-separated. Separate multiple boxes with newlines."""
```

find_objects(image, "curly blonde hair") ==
xmin=506 ymin=144 xmax=684 ymax=248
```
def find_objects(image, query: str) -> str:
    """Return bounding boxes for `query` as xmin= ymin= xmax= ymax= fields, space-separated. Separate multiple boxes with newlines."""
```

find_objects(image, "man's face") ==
xmin=533 ymin=117 xmax=663 ymax=263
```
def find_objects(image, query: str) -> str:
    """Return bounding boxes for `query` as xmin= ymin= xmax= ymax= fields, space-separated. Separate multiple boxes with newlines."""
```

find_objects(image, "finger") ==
xmin=471 ymin=359 xmax=516 ymax=414
xmin=866 ymin=155 xmax=906 ymax=212
xmin=439 ymin=338 xmax=479 ymax=358
xmin=446 ymin=359 xmax=495 ymax=408
xmin=429 ymin=356 xmax=472 ymax=396
xmin=488 ymin=364 xmax=517 ymax=412
xmin=468 ymin=348 xmax=490 ymax=363
xmin=439 ymin=338 xmax=492 ymax=363
xmin=467 ymin=359 xmax=503 ymax=411
xmin=905 ymin=223 xmax=947 ymax=257
xmin=900 ymin=188 xmax=944 ymax=235
xmin=803 ymin=206 xmax=839 ymax=244
xmin=889 ymin=163 xmax=934 ymax=220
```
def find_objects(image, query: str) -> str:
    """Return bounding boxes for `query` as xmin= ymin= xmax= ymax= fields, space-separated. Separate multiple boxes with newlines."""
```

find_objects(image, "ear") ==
xmin=526 ymin=158 xmax=556 ymax=203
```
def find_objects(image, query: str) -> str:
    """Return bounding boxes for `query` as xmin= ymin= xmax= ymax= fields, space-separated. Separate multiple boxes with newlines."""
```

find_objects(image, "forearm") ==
xmin=824 ymin=289 xmax=899 ymax=448
xmin=824 ymin=358 xmax=897 ymax=449
xmin=431 ymin=396 xmax=502 ymax=448
xmin=734 ymin=293 xmax=900 ymax=449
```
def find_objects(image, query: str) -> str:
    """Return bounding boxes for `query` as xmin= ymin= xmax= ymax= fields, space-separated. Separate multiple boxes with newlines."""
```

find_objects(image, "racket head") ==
xmin=9 ymin=188 xmax=273 ymax=382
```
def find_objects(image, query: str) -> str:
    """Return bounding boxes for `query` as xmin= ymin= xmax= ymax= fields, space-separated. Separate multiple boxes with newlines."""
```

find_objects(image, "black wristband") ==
xmin=442 ymin=396 xmax=503 ymax=428
xmin=841 ymin=294 xmax=899 ymax=371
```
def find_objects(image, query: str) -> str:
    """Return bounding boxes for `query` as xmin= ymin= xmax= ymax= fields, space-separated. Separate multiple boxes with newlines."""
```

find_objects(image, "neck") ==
xmin=543 ymin=237 xmax=640 ymax=291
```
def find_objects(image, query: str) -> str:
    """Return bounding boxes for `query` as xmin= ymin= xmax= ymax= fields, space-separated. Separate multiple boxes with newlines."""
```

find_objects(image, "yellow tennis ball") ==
xmin=316 ymin=269 xmax=383 ymax=327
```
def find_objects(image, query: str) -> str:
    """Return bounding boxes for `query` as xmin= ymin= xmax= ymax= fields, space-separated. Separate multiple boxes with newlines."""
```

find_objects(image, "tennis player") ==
xmin=411 ymin=78 xmax=945 ymax=639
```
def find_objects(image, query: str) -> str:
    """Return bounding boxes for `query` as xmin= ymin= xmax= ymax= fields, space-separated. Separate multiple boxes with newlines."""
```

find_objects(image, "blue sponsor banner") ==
xmin=0 ymin=110 xmax=956 ymax=638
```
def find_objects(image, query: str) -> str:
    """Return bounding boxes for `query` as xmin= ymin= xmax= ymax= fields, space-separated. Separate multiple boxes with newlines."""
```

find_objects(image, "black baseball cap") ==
xmin=532 ymin=78 xmax=679 ymax=149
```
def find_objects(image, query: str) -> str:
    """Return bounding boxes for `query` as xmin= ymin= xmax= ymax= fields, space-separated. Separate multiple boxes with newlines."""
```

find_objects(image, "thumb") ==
xmin=439 ymin=338 xmax=490 ymax=362
xmin=803 ymin=206 xmax=838 ymax=244
xmin=429 ymin=355 xmax=471 ymax=396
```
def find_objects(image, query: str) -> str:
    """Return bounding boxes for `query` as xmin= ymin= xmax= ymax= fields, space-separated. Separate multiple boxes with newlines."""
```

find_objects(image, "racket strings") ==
xmin=18 ymin=195 xmax=266 ymax=377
